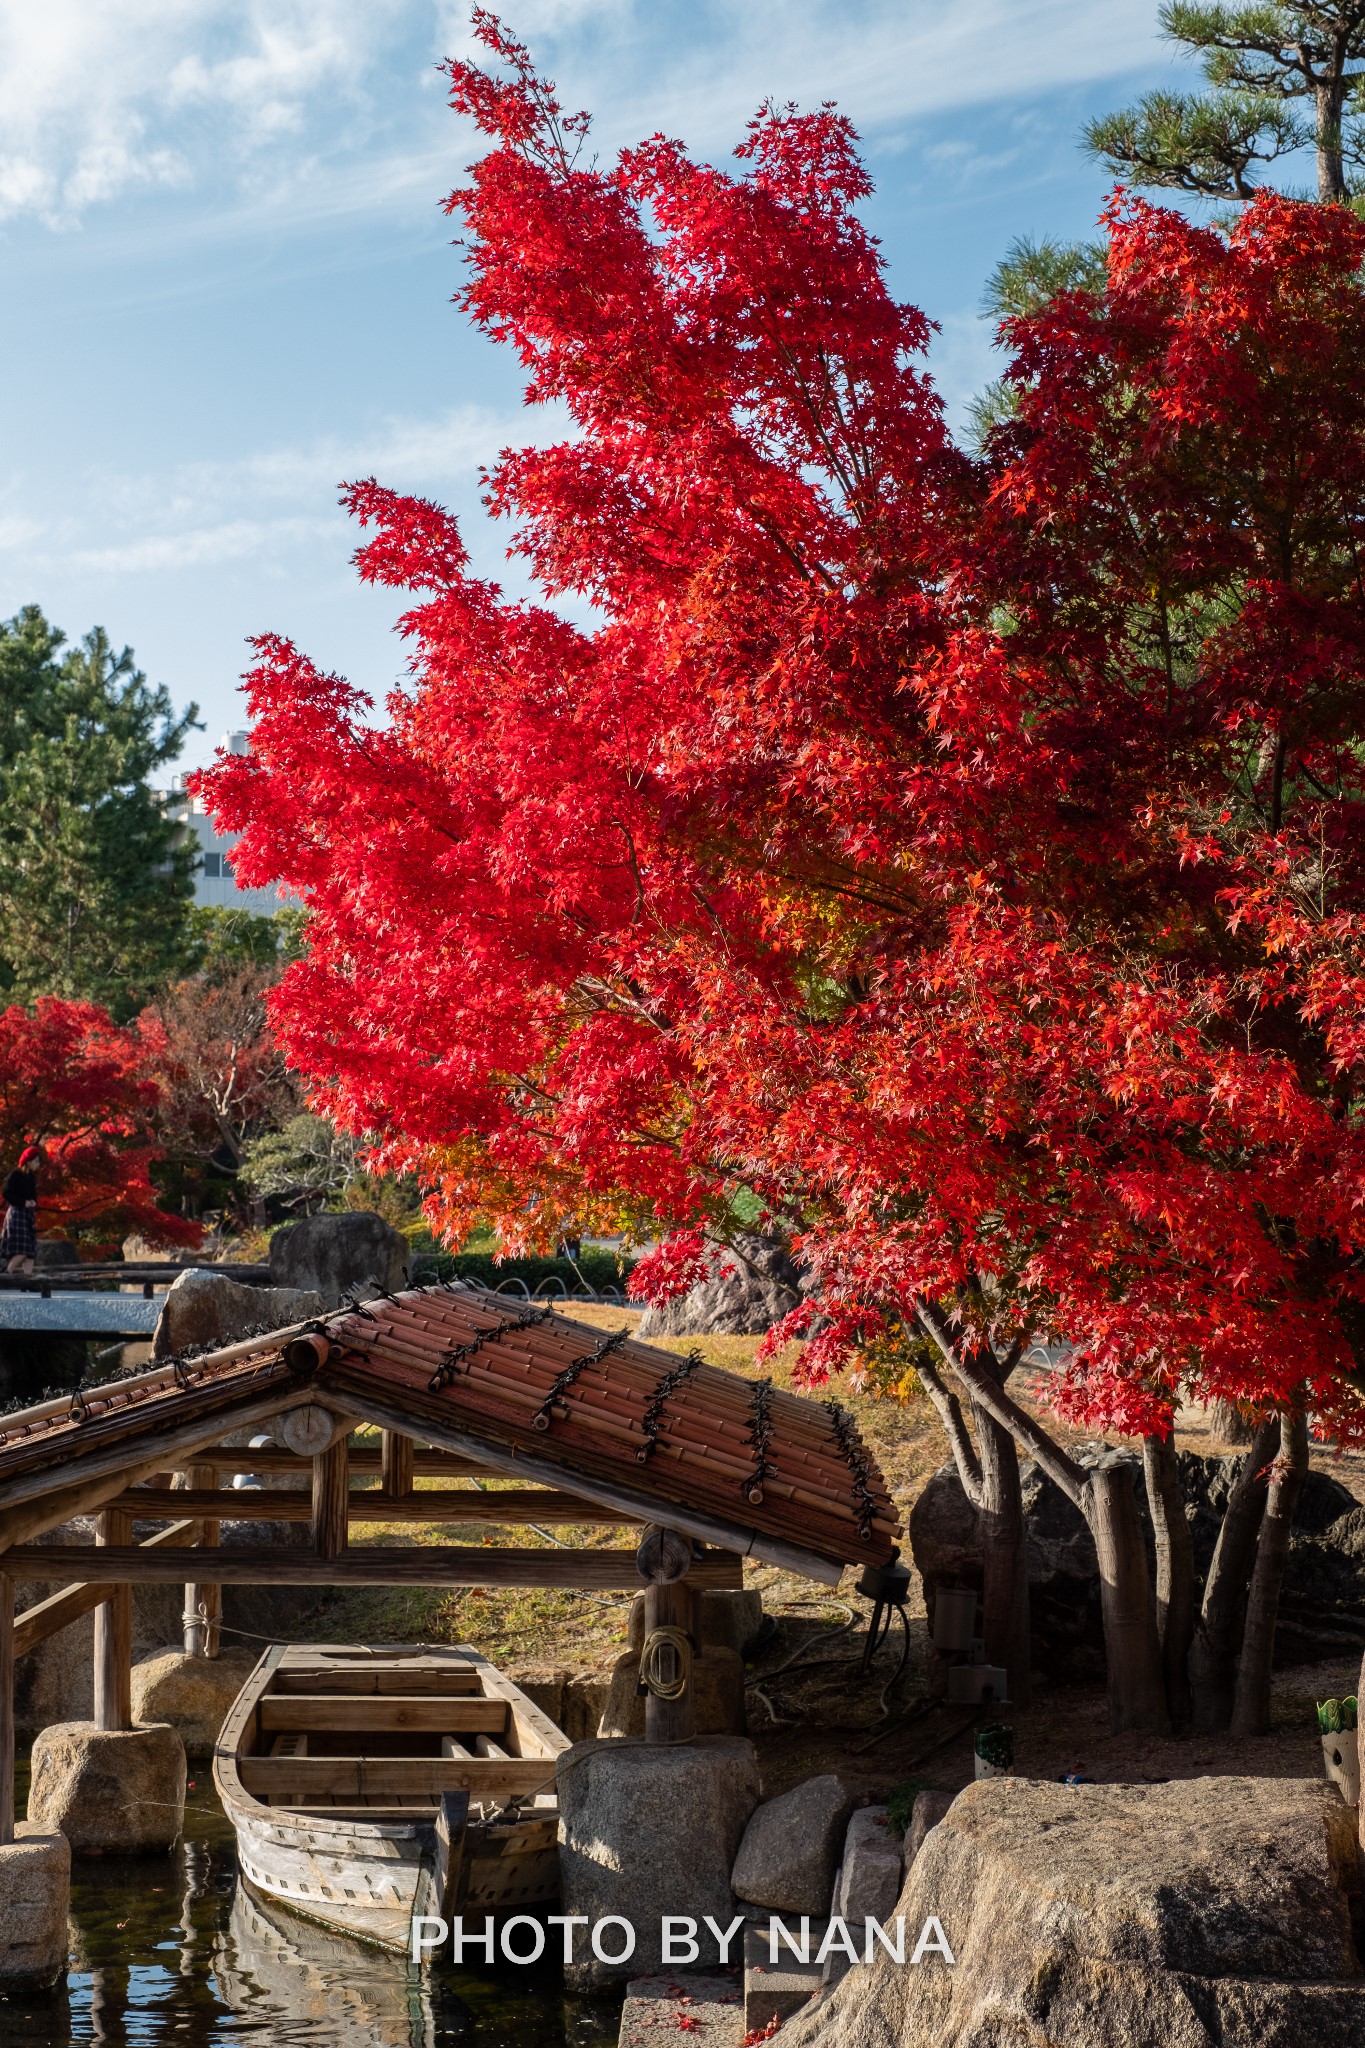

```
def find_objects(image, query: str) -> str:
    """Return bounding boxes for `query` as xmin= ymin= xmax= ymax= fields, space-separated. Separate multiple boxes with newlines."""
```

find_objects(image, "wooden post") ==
xmin=183 ymin=1463 xmax=221 ymax=1659
xmin=312 ymin=1438 xmax=349 ymax=1562
xmin=0 ymin=1573 xmax=14 ymax=1845
xmin=636 ymin=1525 xmax=695 ymax=1744
xmin=93 ymin=1508 xmax=132 ymax=1732
xmin=381 ymin=1430 xmax=414 ymax=1498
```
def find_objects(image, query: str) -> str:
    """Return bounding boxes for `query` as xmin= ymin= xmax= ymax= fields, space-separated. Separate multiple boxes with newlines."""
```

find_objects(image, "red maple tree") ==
xmin=201 ymin=17 xmax=1365 ymax=1731
xmin=0 ymin=999 xmax=200 ymax=1254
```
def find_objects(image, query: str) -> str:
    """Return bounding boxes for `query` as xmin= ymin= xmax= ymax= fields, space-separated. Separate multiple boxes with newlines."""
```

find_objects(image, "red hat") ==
xmin=18 ymin=1146 xmax=41 ymax=1167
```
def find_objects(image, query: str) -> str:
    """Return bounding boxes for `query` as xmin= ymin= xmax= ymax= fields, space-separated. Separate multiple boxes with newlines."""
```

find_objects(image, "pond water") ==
xmin=0 ymin=1763 xmax=623 ymax=2048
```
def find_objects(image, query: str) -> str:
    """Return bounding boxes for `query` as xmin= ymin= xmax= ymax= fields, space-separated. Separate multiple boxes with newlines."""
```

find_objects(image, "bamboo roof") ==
xmin=0 ymin=1284 xmax=898 ymax=1581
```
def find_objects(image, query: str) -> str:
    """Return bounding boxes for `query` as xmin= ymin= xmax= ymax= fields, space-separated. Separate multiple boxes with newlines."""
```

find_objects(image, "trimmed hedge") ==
xmin=409 ymin=1246 xmax=635 ymax=1297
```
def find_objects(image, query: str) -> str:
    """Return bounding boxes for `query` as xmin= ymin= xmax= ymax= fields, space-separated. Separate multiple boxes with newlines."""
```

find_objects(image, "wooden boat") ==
xmin=216 ymin=1884 xmax=437 ymax=2048
xmin=214 ymin=1642 xmax=568 ymax=1952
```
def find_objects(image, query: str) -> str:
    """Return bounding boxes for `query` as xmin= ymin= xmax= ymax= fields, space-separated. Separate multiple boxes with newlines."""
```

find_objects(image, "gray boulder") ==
xmin=557 ymin=1735 xmax=759 ymax=1987
xmin=637 ymin=1232 xmax=801 ymax=1338
xmin=0 ymin=1825 xmax=70 ymax=1986
xmin=129 ymin=1651 xmax=258 ymax=1757
xmin=152 ymin=1268 xmax=324 ymax=1359
xmin=904 ymin=1789 xmax=955 ymax=1870
xmin=834 ymin=1807 xmax=903 ymax=1930
xmin=777 ymin=1776 xmax=1365 ymax=2048
xmin=34 ymin=1239 xmax=80 ymax=1269
xmin=731 ymin=1773 xmax=856 ymax=1915
xmin=268 ymin=1211 xmax=408 ymax=1308
xmin=28 ymin=1721 xmax=186 ymax=1853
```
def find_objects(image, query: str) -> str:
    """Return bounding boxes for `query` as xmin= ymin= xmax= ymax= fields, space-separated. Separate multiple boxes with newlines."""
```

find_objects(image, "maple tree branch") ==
xmin=916 ymin=1351 xmax=985 ymax=1507
xmin=914 ymin=1296 xmax=1087 ymax=1508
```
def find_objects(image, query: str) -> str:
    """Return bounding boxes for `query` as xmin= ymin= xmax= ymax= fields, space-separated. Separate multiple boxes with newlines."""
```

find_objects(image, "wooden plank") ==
xmin=237 ymin=1755 xmax=554 ymax=1800
xmin=192 ymin=1447 xmax=486 ymax=1477
xmin=381 ymin=1431 xmax=414 ymax=1497
xmin=258 ymin=1695 xmax=508 ymax=1735
xmin=435 ymin=1790 xmax=467 ymax=1919
xmin=13 ymin=1520 xmax=197 ymax=1659
xmin=93 ymin=1508 xmax=131 ymax=1732
xmin=271 ymin=1666 xmax=483 ymax=1696
xmin=0 ymin=1574 xmax=13 ymax=1846
xmin=311 ymin=1439 xmax=348 ymax=1561
xmin=107 ymin=1486 xmax=632 ymax=1525
xmin=9 ymin=1544 xmax=745 ymax=1590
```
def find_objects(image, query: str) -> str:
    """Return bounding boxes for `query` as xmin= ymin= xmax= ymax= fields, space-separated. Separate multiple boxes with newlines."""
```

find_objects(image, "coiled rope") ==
xmin=639 ymin=1624 xmax=692 ymax=1701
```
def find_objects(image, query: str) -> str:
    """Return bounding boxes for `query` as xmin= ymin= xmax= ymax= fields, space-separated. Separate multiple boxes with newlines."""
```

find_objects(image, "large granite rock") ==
xmin=28 ymin=1720 xmax=187 ymax=1853
xmin=557 ymin=1736 xmax=760 ymax=1988
xmin=637 ymin=1232 xmax=802 ymax=1338
xmin=835 ymin=1807 xmax=903 ymax=1930
xmin=130 ymin=1651 xmax=257 ymax=1757
xmin=152 ymin=1268 xmax=324 ymax=1359
xmin=0 ymin=1823 xmax=70 ymax=1986
xmin=777 ymin=1776 xmax=1365 ymax=2048
xmin=731 ymin=1774 xmax=856 ymax=1915
xmin=911 ymin=1449 xmax=1365 ymax=1680
xmin=268 ymin=1212 xmax=408 ymax=1308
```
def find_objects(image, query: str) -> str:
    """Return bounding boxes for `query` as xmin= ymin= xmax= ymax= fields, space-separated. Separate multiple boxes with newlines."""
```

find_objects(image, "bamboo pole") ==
xmin=93 ymin=1508 xmax=132 ymax=1731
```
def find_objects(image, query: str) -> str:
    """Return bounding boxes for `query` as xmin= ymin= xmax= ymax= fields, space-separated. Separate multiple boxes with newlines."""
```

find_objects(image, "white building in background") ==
xmin=169 ymin=731 xmax=287 ymax=917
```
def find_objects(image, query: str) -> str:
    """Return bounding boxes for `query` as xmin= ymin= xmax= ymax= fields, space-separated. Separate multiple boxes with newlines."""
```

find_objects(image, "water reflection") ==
xmin=0 ymin=1779 xmax=619 ymax=2048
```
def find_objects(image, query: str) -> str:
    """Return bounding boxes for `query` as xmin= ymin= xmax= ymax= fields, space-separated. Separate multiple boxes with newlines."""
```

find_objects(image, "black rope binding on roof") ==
xmin=427 ymin=1303 xmax=552 ymax=1393
xmin=635 ymin=1348 xmax=702 ymax=1462
xmin=825 ymin=1397 xmax=879 ymax=1542
xmin=743 ymin=1378 xmax=776 ymax=1504
xmin=531 ymin=1325 xmax=629 ymax=1432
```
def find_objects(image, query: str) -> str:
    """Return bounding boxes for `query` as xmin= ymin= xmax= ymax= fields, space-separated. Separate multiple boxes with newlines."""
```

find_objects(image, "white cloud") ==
xmin=0 ymin=0 xmax=1167 ymax=230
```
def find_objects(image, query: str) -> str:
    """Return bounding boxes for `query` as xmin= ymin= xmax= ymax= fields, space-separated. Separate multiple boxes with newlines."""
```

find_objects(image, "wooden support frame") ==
xmin=14 ymin=1521 xmax=197 ymax=1660
xmin=106 ymin=1487 xmax=634 ymax=1525
xmin=311 ymin=1438 xmax=349 ymax=1561
xmin=381 ymin=1430 xmax=414 ymax=1497
xmin=183 ymin=1461 xmax=221 ymax=1660
xmin=93 ymin=1508 xmax=132 ymax=1732
xmin=7 ymin=1543 xmax=745 ymax=1591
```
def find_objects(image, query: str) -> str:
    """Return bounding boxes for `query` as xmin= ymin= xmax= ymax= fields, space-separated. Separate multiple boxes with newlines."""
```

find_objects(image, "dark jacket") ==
xmin=3 ymin=1169 xmax=37 ymax=1208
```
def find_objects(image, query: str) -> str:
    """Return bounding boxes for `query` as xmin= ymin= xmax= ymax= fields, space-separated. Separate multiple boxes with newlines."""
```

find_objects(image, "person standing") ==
xmin=1 ymin=1145 xmax=42 ymax=1272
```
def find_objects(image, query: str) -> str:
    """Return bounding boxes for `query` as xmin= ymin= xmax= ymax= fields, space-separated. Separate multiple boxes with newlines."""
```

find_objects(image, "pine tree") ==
xmin=0 ymin=605 xmax=199 ymax=1018
xmin=1087 ymin=3 xmax=1365 ymax=204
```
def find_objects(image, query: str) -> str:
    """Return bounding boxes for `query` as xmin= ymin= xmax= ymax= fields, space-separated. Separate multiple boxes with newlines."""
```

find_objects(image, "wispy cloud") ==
xmin=0 ymin=0 xmax=1166 ymax=231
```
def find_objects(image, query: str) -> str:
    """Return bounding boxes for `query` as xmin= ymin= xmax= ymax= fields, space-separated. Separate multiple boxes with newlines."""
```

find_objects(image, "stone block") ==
xmin=268 ymin=1212 xmax=408 ymax=1307
xmin=834 ymin=1806 xmax=902 ymax=1926
xmin=776 ymin=1776 xmax=1365 ymax=2048
xmin=626 ymin=1589 xmax=764 ymax=1657
xmin=152 ymin=1268 xmax=324 ymax=1359
xmin=28 ymin=1720 xmax=187 ymax=1853
xmin=731 ymin=1774 xmax=856 ymax=1915
xmin=619 ymin=1974 xmax=744 ymax=2048
xmin=597 ymin=1647 xmax=746 ymax=1738
xmin=557 ymin=1735 xmax=760 ymax=1989
xmin=130 ymin=1650 xmax=257 ymax=1757
xmin=0 ymin=1823 xmax=70 ymax=1986
xmin=743 ymin=1920 xmax=826 ymax=2032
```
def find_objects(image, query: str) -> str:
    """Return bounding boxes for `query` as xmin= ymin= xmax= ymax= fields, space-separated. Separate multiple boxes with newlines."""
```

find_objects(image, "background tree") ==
xmin=0 ymin=606 xmax=199 ymax=1020
xmin=0 ymin=998 xmax=199 ymax=1253
xmin=1087 ymin=3 xmax=1365 ymax=203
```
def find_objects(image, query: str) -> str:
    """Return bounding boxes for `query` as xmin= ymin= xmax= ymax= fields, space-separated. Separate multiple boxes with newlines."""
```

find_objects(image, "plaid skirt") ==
xmin=0 ymin=1205 xmax=37 ymax=1259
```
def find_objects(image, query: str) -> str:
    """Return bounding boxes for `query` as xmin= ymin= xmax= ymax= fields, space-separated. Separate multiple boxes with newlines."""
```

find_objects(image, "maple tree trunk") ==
xmin=1208 ymin=1397 xmax=1253 ymax=1447
xmin=1230 ymin=1411 xmax=1308 ymax=1738
xmin=971 ymin=1400 xmax=1032 ymax=1707
xmin=1142 ymin=1432 xmax=1194 ymax=1729
xmin=1085 ymin=1461 xmax=1169 ymax=1734
xmin=1188 ymin=1415 xmax=1278 ymax=1732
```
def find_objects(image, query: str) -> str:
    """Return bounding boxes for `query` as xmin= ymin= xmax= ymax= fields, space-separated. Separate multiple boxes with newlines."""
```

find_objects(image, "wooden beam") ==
xmin=13 ymin=1521 xmax=197 ymax=1659
xmin=236 ymin=1755 xmax=554 ymax=1801
xmin=183 ymin=1462 xmax=220 ymax=1659
xmin=381 ymin=1431 xmax=414 ymax=1497
xmin=108 ymin=1487 xmax=634 ymax=1525
xmin=0 ymin=1574 xmax=13 ymax=1847
xmin=189 ymin=1446 xmax=485 ymax=1477
xmin=8 ymin=1543 xmax=745 ymax=1590
xmin=258 ymin=1695 xmax=508 ymax=1735
xmin=93 ymin=1509 xmax=131 ymax=1732
xmin=311 ymin=1439 xmax=349 ymax=1561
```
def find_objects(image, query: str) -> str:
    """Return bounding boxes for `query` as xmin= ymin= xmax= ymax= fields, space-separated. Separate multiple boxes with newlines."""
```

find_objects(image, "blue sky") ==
xmin=0 ymin=1 xmax=1185 ymax=774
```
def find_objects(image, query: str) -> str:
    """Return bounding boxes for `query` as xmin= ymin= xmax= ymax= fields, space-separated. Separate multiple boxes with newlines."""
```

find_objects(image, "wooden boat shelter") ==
xmin=0 ymin=1281 xmax=899 ymax=1843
